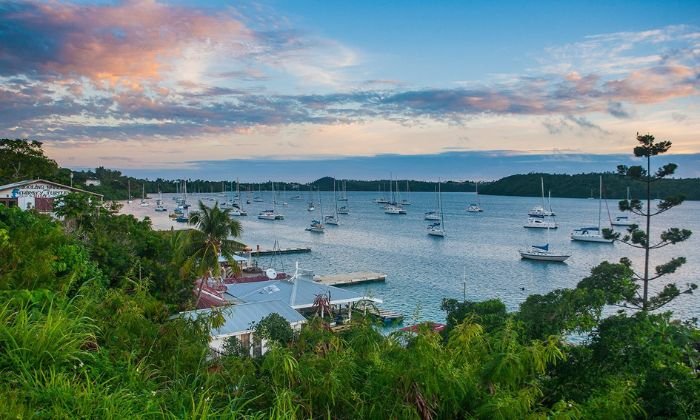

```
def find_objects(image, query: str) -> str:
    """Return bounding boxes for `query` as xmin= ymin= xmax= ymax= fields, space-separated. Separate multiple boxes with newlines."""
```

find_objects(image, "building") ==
xmin=0 ymin=179 xmax=103 ymax=212
xmin=178 ymin=300 xmax=307 ymax=356
xmin=224 ymin=277 xmax=382 ymax=316
xmin=85 ymin=179 xmax=101 ymax=186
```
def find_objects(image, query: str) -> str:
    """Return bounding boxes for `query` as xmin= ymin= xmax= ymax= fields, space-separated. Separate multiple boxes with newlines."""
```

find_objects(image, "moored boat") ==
xmin=519 ymin=244 xmax=570 ymax=262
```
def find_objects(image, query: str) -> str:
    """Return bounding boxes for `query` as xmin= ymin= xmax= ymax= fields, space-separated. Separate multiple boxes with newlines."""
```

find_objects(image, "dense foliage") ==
xmin=1 ymin=139 xmax=698 ymax=418
xmin=1 ymin=200 xmax=698 ymax=418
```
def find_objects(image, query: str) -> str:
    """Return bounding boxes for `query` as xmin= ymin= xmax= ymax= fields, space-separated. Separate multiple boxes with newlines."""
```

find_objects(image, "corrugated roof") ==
xmin=0 ymin=179 xmax=103 ymax=197
xmin=224 ymin=278 xmax=380 ymax=309
xmin=179 ymin=300 xmax=307 ymax=337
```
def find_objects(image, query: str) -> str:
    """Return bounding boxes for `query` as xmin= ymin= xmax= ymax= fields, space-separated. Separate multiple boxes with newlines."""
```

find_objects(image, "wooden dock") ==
xmin=313 ymin=271 xmax=386 ymax=286
xmin=248 ymin=247 xmax=311 ymax=256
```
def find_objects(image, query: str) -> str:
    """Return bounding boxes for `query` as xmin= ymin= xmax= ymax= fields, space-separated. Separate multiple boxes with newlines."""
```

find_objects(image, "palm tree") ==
xmin=183 ymin=201 xmax=244 ymax=307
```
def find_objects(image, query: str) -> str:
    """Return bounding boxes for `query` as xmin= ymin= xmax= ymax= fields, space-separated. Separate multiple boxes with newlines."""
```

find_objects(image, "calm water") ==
xmin=123 ymin=191 xmax=700 ymax=324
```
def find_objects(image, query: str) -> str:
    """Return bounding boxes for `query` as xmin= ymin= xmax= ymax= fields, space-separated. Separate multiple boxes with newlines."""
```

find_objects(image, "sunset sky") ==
xmin=1 ymin=0 xmax=699 ymax=180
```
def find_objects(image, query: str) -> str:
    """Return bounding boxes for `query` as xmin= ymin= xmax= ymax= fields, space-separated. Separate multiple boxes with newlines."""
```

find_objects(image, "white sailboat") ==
xmin=155 ymin=190 xmax=167 ymax=212
xmin=528 ymin=177 xmax=555 ymax=217
xmin=230 ymin=178 xmax=248 ymax=216
xmin=384 ymin=176 xmax=406 ymax=214
xmin=519 ymin=243 xmax=570 ymax=262
xmin=258 ymin=183 xmax=284 ymax=220
xmin=427 ymin=180 xmax=445 ymax=237
xmin=338 ymin=180 xmax=348 ymax=201
xmin=338 ymin=183 xmax=349 ymax=214
xmin=140 ymin=184 xmax=149 ymax=206
xmin=611 ymin=187 xmax=636 ymax=227
xmin=127 ymin=180 xmax=133 ymax=204
xmin=467 ymin=182 xmax=483 ymax=212
xmin=400 ymin=180 xmax=411 ymax=206
xmin=253 ymin=184 xmax=264 ymax=202
xmin=306 ymin=189 xmax=325 ymax=233
xmin=374 ymin=184 xmax=388 ymax=204
xmin=425 ymin=184 xmax=441 ymax=220
xmin=324 ymin=181 xmax=340 ymax=226
xmin=571 ymin=176 xmax=613 ymax=243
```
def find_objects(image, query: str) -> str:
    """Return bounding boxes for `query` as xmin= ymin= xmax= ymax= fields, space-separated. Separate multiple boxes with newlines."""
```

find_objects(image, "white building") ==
xmin=0 ymin=179 xmax=103 ymax=212
xmin=85 ymin=179 xmax=101 ymax=186
xmin=179 ymin=300 xmax=307 ymax=356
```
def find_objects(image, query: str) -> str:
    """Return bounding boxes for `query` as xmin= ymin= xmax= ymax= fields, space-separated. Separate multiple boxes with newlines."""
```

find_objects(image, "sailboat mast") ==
xmin=598 ymin=176 xmax=602 ymax=230
xmin=439 ymin=180 xmax=444 ymax=229
xmin=541 ymin=177 xmax=546 ymax=209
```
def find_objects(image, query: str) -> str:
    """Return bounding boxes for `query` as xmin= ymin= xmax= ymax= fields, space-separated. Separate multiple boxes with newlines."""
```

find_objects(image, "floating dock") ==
xmin=248 ymin=247 xmax=311 ymax=256
xmin=313 ymin=271 xmax=387 ymax=286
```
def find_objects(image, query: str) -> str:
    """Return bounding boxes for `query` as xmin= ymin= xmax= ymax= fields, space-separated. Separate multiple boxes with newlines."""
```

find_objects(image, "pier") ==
xmin=248 ymin=247 xmax=311 ymax=256
xmin=313 ymin=271 xmax=387 ymax=286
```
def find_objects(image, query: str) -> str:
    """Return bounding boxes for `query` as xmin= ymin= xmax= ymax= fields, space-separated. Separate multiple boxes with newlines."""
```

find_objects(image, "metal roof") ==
xmin=0 ymin=179 xmax=103 ymax=197
xmin=179 ymin=300 xmax=307 ymax=337
xmin=224 ymin=278 xmax=381 ymax=309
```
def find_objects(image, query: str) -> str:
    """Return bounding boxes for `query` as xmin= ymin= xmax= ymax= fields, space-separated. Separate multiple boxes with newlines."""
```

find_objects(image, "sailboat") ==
xmin=338 ymin=180 xmax=348 ymax=201
xmin=374 ymin=184 xmax=388 ymax=204
xmin=306 ymin=189 xmax=325 ymax=233
xmin=384 ymin=175 xmax=406 ymax=214
xmin=324 ymin=181 xmax=340 ymax=225
xmin=140 ymin=184 xmax=149 ymax=206
xmin=127 ymin=180 xmax=133 ymax=204
xmin=611 ymin=187 xmax=635 ymax=227
xmin=427 ymin=180 xmax=445 ymax=237
xmin=467 ymin=182 xmax=483 ymax=212
xmin=230 ymin=178 xmax=248 ymax=216
xmin=253 ymin=183 xmax=264 ymax=202
xmin=257 ymin=183 xmax=284 ymax=220
xmin=528 ymin=177 xmax=555 ymax=216
xmin=155 ymin=190 xmax=167 ymax=212
xmin=307 ymin=186 xmax=315 ymax=211
xmin=337 ymin=183 xmax=350 ymax=214
xmin=400 ymin=180 xmax=411 ymax=206
xmin=571 ymin=176 xmax=613 ymax=243
xmin=425 ymin=184 xmax=441 ymax=220
xmin=519 ymin=243 xmax=570 ymax=262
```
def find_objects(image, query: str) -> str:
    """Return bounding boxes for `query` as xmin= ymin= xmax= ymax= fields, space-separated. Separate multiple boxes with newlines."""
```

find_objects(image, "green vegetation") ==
xmin=603 ymin=133 xmax=695 ymax=311
xmin=2 ymin=198 xmax=698 ymax=418
xmin=1 ymin=138 xmax=698 ymax=418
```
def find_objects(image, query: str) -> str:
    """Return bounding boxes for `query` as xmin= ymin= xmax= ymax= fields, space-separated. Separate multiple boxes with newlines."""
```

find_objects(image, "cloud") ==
xmin=607 ymin=101 xmax=632 ymax=118
xmin=0 ymin=3 xmax=698 ymax=148
xmin=0 ymin=0 xmax=254 ymax=85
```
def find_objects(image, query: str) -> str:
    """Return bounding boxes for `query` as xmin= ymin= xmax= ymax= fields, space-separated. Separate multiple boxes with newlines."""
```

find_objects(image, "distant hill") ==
xmin=478 ymin=173 xmax=700 ymax=200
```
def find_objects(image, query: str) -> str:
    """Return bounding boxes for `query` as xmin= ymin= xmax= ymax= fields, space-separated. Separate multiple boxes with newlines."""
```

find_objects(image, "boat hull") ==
xmin=519 ymin=251 xmax=570 ymax=262
xmin=524 ymin=223 xmax=557 ymax=229
xmin=571 ymin=234 xmax=613 ymax=243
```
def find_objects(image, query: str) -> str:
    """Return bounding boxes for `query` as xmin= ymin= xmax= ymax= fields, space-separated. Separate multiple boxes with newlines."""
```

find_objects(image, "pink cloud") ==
xmin=2 ymin=0 xmax=254 ymax=86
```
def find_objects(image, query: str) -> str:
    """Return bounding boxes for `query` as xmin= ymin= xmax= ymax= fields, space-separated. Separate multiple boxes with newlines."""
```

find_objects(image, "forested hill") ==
xmin=478 ymin=173 xmax=700 ymax=200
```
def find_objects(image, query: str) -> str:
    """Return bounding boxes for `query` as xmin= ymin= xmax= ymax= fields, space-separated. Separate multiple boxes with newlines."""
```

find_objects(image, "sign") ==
xmin=11 ymin=183 xmax=69 ymax=199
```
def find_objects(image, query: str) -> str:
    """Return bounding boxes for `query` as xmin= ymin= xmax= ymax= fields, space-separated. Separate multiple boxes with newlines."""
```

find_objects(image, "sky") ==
xmin=1 ymin=0 xmax=699 ymax=181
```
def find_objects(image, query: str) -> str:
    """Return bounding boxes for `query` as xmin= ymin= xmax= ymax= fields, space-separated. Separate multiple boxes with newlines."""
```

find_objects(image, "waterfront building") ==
xmin=0 ymin=179 xmax=103 ymax=212
xmin=178 ymin=300 xmax=307 ymax=356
